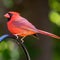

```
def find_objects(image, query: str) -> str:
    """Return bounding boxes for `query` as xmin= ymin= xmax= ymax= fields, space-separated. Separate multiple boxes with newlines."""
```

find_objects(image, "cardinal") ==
xmin=4 ymin=11 xmax=60 ymax=42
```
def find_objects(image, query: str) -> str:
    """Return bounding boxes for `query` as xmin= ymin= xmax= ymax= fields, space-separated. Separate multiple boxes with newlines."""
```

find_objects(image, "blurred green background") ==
xmin=0 ymin=0 xmax=60 ymax=60
xmin=49 ymin=0 xmax=60 ymax=60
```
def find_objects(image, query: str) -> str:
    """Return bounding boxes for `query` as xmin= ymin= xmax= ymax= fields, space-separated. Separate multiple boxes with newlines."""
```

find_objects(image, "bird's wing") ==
xmin=12 ymin=17 xmax=38 ymax=32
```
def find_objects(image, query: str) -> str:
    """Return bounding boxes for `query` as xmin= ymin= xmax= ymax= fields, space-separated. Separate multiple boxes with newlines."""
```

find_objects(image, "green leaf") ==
xmin=49 ymin=11 xmax=60 ymax=26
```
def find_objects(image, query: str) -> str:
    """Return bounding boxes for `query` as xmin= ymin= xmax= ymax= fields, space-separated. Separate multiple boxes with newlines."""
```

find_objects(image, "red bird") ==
xmin=4 ymin=11 xmax=60 ymax=42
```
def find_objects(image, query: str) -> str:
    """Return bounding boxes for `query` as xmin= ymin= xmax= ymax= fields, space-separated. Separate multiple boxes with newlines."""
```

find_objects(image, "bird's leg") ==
xmin=21 ymin=36 xmax=26 ymax=43
xmin=14 ymin=34 xmax=19 ymax=39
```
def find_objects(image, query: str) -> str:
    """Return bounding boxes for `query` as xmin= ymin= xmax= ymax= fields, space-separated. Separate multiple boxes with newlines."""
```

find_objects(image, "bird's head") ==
xmin=4 ymin=11 xmax=20 ymax=21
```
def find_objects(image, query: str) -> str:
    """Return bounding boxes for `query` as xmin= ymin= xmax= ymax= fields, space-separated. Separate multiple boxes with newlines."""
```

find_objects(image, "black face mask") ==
xmin=7 ymin=13 xmax=13 ymax=21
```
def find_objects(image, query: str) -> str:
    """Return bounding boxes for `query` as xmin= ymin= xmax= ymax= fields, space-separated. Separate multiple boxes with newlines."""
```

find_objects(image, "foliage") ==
xmin=49 ymin=0 xmax=60 ymax=60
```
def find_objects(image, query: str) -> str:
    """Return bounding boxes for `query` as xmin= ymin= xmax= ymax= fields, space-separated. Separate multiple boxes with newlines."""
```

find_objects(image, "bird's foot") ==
xmin=21 ymin=36 xmax=26 ymax=43
xmin=14 ymin=34 xmax=19 ymax=39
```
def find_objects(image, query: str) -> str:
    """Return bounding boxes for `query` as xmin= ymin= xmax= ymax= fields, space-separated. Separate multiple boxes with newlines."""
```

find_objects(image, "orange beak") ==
xmin=4 ymin=13 xmax=10 ymax=18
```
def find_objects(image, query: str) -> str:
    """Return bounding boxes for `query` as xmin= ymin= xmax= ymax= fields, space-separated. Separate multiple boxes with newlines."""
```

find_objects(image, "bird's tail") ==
xmin=37 ymin=29 xmax=60 ymax=39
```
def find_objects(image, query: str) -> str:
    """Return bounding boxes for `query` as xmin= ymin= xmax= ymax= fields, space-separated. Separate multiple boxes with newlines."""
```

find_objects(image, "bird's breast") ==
xmin=7 ymin=22 xmax=36 ymax=37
